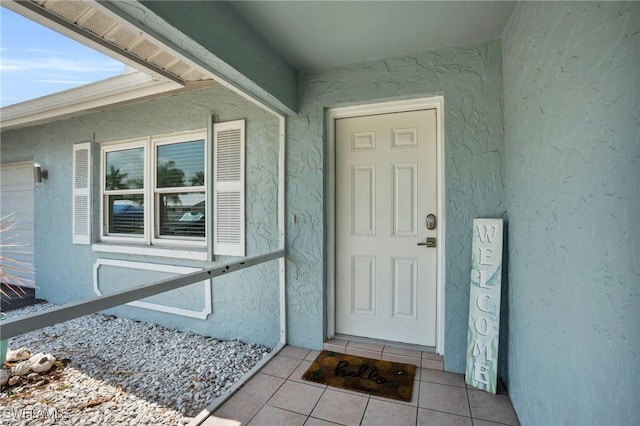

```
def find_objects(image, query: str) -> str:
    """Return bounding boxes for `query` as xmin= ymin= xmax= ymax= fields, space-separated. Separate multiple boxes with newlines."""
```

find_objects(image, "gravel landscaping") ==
xmin=1 ymin=303 xmax=272 ymax=425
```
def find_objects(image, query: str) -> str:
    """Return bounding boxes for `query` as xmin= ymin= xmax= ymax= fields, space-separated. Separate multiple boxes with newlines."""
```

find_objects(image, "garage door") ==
xmin=0 ymin=162 xmax=35 ymax=288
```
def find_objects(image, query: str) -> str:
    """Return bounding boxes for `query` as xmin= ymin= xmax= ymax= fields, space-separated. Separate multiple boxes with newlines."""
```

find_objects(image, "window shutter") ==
xmin=72 ymin=142 xmax=92 ymax=245
xmin=213 ymin=119 xmax=245 ymax=256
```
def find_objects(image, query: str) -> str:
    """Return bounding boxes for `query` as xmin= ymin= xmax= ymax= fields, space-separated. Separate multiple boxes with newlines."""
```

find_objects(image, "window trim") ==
xmin=99 ymin=129 xmax=208 ymax=248
xmin=91 ymin=242 xmax=208 ymax=260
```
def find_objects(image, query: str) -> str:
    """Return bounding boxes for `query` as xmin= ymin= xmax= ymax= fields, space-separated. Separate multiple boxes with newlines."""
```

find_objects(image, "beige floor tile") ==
xmin=328 ymin=386 xmax=371 ymax=397
xmin=361 ymin=398 xmax=417 ymax=426
xmin=418 ymin=382 xmax=470 ymax=417
xmin=417 ymin=408 xmax=473 ymax=426
xmin=306 ymin=350 xmax=322 ymax=361
xmin=473 ymin=420 xmax=513 ymax=426
xmin=235 ymin=373 xmax=285 ymax=402
xmin=311 ymin=388 xmax=369 ymax=426
xmin=289 ymin=359 xmax=312 ymax=380
xmin=381 ymin=351 xmax=421 ymax=366
xmin=323 ymin=339 xmax=348 ymax=353
xmin=304 ymin=417 xmax=342 ymax=426
xmin=420 ymin=368 xmax=466 ymax=387
xmin=268 ymin=380 xmax=325 ymax=416
xmin=281 ymin=345 xmax=312 ymax=359
xmin=468 ymin=389 xmax=519 ymax=425
xmin=213 ymin=394 xmax=263 ymax=425
xmin=421 ymin=358 xmax=444 ymax=370
xmin=347 ymin=341 xmax=385 ymax=352
xmin=371 ymin=376 xmax=419 ymax=407
xmin=247 ymin=405 xmax=307 ymax=426
xmin=422 ymin=352 xmax=442 ymax=360
xmin=289 ymin=360 xmax=327 ymax=388
xmin=306 ymin=383 xmax=370 ymax=398
xmin=383 ymin=346 xmax=422 ymax=358
xmin=199 ymin=414 xmax=243 ymax=426
xmin=260 ymin=354 xmax=303 ymax=378
xmin=346 ymin=347 xmax=382 ymax=359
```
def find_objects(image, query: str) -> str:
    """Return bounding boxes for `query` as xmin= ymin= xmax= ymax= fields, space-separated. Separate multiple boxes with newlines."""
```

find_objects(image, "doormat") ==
xmin=302 ymin=350 xmax=416 ymax=402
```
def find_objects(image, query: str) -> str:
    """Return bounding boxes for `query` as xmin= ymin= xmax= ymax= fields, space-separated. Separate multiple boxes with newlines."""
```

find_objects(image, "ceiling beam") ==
xmin=103 ymin=1 xmax=298 ymax=114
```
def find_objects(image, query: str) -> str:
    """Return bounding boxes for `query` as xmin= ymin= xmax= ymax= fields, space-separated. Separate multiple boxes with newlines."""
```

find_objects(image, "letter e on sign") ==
xmin=479 ymin=248 xmax=494 ymax=266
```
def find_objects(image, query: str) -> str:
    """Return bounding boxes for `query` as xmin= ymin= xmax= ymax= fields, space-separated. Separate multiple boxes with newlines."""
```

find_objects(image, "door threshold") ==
xmin=325 ymin=334 xmax=443 ymax=370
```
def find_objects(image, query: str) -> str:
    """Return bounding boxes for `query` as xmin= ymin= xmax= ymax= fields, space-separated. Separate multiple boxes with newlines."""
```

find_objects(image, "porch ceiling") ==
xmin=1 ymin=0 xmax=517 ymax=123
xmin=230 ymin=1 xmax=516 ymax=71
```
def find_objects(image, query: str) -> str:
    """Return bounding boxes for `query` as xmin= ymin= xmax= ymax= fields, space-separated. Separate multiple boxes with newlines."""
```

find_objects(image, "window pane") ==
xmin=105 ymin=148 xmax=144 ymax=190
xmin=156 ymin=140 xmax=205 ymax=188
xmin=159 ymin=192 xmax=205 ymax=238
xmin=108 ymin=195 xmax=144 ymax=235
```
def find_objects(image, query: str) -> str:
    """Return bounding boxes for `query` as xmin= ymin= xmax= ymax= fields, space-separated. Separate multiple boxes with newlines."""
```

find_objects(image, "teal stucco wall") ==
xmin=286 ymin=40 xmax=506 ymax=372
xmin=502 ymin=2 xmax=639 ymax=424
xmin=0 ymin=86 xmax=282 ymax=347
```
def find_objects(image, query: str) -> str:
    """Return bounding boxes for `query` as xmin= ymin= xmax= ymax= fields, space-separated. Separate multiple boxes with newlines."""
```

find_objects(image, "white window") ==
xmin=100 ymin=130 xmax=207 ymax=247
xmin=78 ymin=119 xmax=245 ymax=257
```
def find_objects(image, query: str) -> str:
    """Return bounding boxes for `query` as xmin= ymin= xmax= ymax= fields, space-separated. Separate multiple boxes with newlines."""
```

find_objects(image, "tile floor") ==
xmin=323 ymin=338 xmax=444 ymax=370
xmin=202 ymin=346 xmax=519 ymax=426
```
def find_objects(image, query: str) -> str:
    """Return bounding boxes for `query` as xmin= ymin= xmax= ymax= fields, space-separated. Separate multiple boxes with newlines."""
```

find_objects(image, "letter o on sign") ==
xmin=474 ymin=317 xmax=492 ymax=336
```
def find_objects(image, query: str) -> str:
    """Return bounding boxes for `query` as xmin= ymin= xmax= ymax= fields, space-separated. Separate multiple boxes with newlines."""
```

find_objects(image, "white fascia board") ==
xmin=0 ymin=72 xmax=183 ymax=130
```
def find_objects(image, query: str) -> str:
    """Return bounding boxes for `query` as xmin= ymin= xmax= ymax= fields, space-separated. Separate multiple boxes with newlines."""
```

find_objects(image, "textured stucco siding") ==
xmin=502 ymin=2 xmax=639 ymax=425
xmin=287 ymin=40 xmax=506 ymax=372
xmin=0 ymin=86 xmax=282 ymax=347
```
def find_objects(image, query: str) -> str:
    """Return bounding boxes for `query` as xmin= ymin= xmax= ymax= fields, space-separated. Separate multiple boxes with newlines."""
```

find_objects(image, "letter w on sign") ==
xmin=465 ymin=218 xmax=504 ymax=394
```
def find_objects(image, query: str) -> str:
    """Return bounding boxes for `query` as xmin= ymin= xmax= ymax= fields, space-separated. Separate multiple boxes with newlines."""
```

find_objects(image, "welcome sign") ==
xmin=465 ymin=218 xmax=503 ymax=394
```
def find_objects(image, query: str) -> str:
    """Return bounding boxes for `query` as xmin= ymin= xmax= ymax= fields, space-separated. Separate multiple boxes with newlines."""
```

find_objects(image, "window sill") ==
xmin=92 ymin=243 xmax=208 ymax=261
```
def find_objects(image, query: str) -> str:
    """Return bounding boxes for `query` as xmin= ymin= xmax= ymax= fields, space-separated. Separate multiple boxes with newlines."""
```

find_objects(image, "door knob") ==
xmin=417 ymin=237 xmax=437 ymax=247
xmin=426 ymin=214 xmax=437 ymax=230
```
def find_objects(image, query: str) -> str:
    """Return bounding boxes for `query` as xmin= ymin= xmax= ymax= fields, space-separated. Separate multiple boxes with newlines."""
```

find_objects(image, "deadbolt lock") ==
xmin=426 ymin=214 xmax=437 ymax=230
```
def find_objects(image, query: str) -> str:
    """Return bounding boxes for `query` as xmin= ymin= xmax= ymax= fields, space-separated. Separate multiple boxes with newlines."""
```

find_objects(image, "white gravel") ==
xmin=1 ymin=303 xmax=271 ymax=425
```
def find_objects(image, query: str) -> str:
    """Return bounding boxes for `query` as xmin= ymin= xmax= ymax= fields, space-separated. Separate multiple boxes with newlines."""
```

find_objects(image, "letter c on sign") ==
xmin=476 ymin=294 xmax=493 ymax=314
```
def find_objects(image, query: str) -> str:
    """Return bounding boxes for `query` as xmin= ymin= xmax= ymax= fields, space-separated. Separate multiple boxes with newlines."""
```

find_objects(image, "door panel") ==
xmin=336 ymin=109 xmax=437 ymax=346
xmin=393 ymin=163 xmax=417 ymax=237
xmin=391 ymin=257 xmax=418 ymax=319
xmin=352 ymin=165 xmax=376 ymax=236
xmin=352 ymin=255 xmax=376 ymax=315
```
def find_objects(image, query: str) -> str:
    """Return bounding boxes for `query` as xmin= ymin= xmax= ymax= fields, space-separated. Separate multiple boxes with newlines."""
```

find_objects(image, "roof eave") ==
xmin=0 ymin=71 xmax=187 ymax=131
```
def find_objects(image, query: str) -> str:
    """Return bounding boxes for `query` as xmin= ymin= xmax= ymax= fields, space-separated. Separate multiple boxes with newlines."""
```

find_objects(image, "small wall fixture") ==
xmin=34 ymin=162 xmax=48 ymax=183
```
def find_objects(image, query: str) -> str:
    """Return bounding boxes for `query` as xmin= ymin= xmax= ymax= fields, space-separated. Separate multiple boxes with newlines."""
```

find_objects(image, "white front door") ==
xmin=335 ymin=109 xmax=437 ymax=346
xmin=0 ymin=162 xmax=36 ymax=288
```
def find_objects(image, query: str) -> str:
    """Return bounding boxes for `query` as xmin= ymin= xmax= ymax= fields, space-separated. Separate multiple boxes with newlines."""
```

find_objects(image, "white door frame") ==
xmin=326 ymin=96 xmax=446 ymax=354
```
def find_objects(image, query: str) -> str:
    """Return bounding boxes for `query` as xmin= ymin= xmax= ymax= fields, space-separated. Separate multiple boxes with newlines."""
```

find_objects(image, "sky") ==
xmin=0 ymin=6 xmax=126 ymax=107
